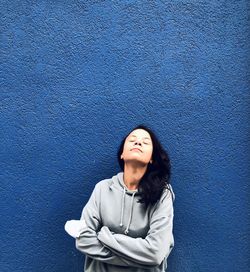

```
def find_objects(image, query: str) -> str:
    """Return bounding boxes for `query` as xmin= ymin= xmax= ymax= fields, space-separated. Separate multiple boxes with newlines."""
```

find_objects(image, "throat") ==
xmin=124 ymin=182 xmax=138 ymax=191
xmin=123 ymin=163 xmax=147 ymax=190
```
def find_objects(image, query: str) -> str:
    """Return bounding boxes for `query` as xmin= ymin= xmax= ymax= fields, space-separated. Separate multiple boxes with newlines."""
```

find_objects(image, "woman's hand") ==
xmin=64 ymin=219 xmax=87 ymax=238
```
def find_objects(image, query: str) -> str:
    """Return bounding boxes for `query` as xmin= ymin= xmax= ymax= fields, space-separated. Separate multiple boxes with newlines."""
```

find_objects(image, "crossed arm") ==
xmin=75 ymin=183 xmax=174 ymax=268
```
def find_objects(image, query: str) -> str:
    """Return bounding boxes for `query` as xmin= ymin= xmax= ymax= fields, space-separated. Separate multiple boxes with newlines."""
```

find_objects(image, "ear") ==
xmin=120 ymin=154 xmax=123 ymax=159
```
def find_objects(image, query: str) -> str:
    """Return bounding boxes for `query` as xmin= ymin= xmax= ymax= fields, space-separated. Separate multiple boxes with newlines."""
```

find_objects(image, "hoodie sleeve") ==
xmin=75 ymin=182 xmax=159 ymax=269
xmin=97 ymin=187 xmax=175 ymax=266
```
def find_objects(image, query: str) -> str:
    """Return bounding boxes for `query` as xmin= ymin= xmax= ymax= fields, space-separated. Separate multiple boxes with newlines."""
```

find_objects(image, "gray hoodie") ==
xmin=75 ymin=172 xmax=175 ymax=271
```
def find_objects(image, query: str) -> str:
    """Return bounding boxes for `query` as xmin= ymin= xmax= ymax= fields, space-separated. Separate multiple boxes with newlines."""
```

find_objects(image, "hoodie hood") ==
xmin=109 ymin=172 xmax=138 ymax=235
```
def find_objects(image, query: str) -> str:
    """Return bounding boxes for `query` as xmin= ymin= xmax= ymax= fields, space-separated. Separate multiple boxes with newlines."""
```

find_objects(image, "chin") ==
xmin=126 ymin=158 xmax=148 ymax=166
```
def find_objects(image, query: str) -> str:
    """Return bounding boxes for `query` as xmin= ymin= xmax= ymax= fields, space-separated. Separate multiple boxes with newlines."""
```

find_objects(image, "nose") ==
xmin=134 ymin=140 xmax=142 ymax=146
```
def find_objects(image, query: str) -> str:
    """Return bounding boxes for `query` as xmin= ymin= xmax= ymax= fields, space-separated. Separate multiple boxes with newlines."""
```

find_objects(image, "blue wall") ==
xmin=1 ymin=1 xmax=249 ymax=271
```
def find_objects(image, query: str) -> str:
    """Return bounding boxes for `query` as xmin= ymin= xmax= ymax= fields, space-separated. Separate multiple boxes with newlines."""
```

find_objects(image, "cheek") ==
xmin=123 ymin=142 xmax=131 ymax=154
xmin=145 ymin=147 xmax=153 ymax=158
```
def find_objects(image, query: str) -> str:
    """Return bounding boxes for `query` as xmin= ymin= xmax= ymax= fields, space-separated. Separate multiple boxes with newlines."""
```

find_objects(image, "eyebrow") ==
xmin=130 ymin=134 xmax=151 ymax=140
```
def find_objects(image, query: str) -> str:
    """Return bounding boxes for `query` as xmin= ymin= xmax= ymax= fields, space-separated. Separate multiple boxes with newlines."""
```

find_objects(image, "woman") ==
xmin=65 ymin=124 xmax=175 ymax=271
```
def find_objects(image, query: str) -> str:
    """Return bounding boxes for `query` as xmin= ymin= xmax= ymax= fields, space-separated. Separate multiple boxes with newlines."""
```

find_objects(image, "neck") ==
xmin=123 ymin=163 xmax=148 ymax=190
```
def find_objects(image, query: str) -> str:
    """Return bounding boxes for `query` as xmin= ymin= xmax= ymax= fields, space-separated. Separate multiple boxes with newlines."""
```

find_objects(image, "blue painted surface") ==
xmin=1 ymin=1 xmax=249 ymax=271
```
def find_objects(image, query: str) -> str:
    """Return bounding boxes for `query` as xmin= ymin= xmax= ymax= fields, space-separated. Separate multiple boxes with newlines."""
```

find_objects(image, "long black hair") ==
xmin=117 ymin=124 xmax=173 ymax=208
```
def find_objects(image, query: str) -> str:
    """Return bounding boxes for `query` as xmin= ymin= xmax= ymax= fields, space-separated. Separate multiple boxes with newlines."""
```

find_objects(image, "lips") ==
xmin=131 ymin=148 xmax=142 ymax=152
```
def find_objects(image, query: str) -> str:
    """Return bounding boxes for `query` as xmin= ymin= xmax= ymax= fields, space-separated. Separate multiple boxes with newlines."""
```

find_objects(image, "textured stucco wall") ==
xmin=1 ymin=1 xmax=249 ymax=271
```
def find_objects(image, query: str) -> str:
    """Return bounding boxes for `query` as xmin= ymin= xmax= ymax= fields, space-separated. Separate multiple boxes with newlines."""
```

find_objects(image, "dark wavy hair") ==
xmin=117 ymin=124 xmax=173 ymax=208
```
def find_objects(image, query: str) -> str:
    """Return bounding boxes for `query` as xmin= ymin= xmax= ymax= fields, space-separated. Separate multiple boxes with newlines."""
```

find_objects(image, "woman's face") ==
xmin=121 ymin=129 xmax=153 ymax=165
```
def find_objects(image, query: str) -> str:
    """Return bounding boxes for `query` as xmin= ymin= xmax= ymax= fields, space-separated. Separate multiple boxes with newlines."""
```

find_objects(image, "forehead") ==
xmin=127 ymin=129 xmax=151 ymax=139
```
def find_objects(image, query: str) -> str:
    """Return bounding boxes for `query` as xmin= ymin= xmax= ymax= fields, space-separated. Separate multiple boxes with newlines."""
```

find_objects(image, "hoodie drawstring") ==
xmin=119 ymin=187 xmax=136 ymax=235
xmin=119 ymin=187 xmax=126 ymax=227
xmin=124 ymin=191 xmax=136 ymax=235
